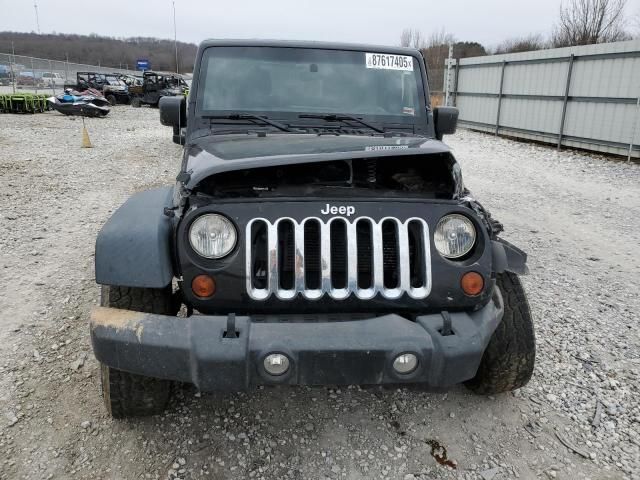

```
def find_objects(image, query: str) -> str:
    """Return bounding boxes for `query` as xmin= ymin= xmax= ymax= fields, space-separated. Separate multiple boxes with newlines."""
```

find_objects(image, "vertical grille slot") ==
xmin=250 ymin=220 xmax=268 ymax=290
xmin=245 ymin=216 xmax=431 ymax=301
xmin=382 ymin=220 xmax=399 ymax=289
xmin=356 ymin=220 xmax=373 ymax=289
xmin=304 ymin=220 xmax=321 ymax=290
xmin=408 ymin=220 xmax=426 ymax=289
xmin=330 ymin=220 xmax=347 ymax=289
xmin=278 ymin=220 xmax=295 ymax=290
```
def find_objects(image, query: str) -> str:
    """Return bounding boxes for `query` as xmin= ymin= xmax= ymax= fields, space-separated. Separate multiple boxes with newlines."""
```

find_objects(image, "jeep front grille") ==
xmin=246 ymin=217 xmax=431 ymax=301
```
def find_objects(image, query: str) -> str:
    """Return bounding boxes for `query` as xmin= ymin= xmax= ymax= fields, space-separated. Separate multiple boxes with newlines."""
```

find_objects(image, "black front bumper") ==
xmin=90 ymin=291 xmax=503 ymax=391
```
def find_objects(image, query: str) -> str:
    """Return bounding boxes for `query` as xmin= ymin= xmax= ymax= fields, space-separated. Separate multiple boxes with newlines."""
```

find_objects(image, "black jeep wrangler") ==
xmin=91 ymin=40 xmax=535 ymax=418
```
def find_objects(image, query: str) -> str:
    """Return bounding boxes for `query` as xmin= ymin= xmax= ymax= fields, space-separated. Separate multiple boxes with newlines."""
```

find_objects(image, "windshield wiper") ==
xmin=204 ymin=113 xmax=294 ymax=132
xmin=298 ymin=113 xmax=385 ymax=134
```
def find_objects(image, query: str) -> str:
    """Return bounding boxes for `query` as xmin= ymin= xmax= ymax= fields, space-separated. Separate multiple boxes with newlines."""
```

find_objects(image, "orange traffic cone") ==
xmin=81 ymin=126 xmax=93 ymax=148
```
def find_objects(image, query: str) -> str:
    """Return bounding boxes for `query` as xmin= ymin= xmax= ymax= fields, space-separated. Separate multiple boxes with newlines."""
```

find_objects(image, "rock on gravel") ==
xmin=0 ymin=110 xmax=638 ymax=480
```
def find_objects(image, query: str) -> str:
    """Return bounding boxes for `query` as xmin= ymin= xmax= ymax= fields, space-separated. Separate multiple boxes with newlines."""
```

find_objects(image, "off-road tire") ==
xmin=99 ymin=285 xmax=178 ymax=418
xmin=101 ymin=364 xmax=171 ymax=419
xmin=130 ymin=97 xmax=141 ymax=108
xmin=465 ymin=272 xmax=535 ymax=394
xmin=100 ymin=285 xmax=178 ymax=313
xmin=106 ymin=94 xmax=117 ymax=106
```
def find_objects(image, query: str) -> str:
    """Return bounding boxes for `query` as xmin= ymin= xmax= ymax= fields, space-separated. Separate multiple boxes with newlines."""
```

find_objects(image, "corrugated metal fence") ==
xmin=447 ymin=40 xmax=640 ymax=160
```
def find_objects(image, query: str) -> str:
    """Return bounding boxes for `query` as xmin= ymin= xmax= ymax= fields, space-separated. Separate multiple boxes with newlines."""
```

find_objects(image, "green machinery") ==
xmin=0 ymin=93 xmax=51 ymax=113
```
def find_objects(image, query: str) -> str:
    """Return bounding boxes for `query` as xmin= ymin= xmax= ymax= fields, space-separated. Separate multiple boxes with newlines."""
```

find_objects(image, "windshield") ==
xmin=104 ymin=76 xmax=124 ymax=86
xmin=197 ymin=46 xmax=426 ymax=124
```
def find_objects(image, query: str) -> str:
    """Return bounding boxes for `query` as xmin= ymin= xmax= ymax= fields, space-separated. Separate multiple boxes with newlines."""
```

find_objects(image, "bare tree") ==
xmin=426 ymin=28 xmax=456 ymax=49
xmin=494 ymin=34 xmax=547 ymax=54
xmin=552 ymin=0 xmax=631 ymax=47
xmin=399 ymin=28 xmax=426 ymax=49
xmin=399 ymin=28 xmax=413 ymax=47
xmin=399 ymin=27 xmax=490 ymax=92
xmin=421 ymin=29 xmax=457 ymax=92
xmin=631 ymin=10 xmax=640 ymax=38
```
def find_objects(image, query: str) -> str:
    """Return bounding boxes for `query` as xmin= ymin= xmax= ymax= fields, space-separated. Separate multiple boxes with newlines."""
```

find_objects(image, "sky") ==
xmin=1 ymin=0 xmax=638 ymax=49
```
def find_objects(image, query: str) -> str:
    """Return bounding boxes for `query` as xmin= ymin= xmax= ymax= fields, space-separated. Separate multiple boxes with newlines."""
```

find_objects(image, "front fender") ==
xmin=492 ymin=238 xmax=529 ymax=275
xmin=95 ymin=187 xmax=175 ymax=288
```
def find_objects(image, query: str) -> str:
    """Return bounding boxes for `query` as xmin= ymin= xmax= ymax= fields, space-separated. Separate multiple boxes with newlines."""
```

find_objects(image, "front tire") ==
xmin=99 ymin=285 xmax=178 ymax=418
xmin=130 ymin=97 xmax=141 ymax=108
xmin=101 ymin=364 xmax=172 ymax=419
xmin=465 ymin=272 xmax=535 ymax=394
xmin=106 ymin=94 xmax=117 ymax=106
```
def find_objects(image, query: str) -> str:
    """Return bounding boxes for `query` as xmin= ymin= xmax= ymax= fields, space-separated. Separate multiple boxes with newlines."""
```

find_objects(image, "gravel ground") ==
xmin=0 ymin=108 xmax=638 ymax=480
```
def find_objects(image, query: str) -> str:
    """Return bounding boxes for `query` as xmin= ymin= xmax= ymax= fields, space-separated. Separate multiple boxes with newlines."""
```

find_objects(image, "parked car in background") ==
xmin=17 ymin=71 xmax=44 ymax=88
xmin=41 ymin=72 xmax=66 ymax=88
xmin=0 ymin=65 xmax=14 ymax=86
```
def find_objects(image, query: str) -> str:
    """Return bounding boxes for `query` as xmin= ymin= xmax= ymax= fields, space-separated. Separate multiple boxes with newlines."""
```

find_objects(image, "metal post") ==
xmin=34 ymin=1 xmax=41 ymax=34
xmin=495 ymin=61 xmax=506 ymax=136
xmin=453 ymin=58 xmax=460 ymax=107
xmin=444 ymin=43 xmax=453 ymax=106
xmin=48 ymin=59 xmax=55 ymax=95
xmin=558 ymin=54 xmax=575 ymax=150
xmin=65 ymin=53 xmax=69 ymax=82
xmin=628 ymin=95 xmax=640 ymax=162
xmin=31 ymin=57 xmax=37 ymax=94
xmin=10 ymin=41 xmax=16 ymax=94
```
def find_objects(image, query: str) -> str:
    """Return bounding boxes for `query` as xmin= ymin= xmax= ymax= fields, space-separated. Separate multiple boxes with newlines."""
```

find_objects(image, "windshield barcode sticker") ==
xmin=366 ymin=53 xmax=413 ymax=71
xmin=365 ymin=145 xmax=410 ymax=151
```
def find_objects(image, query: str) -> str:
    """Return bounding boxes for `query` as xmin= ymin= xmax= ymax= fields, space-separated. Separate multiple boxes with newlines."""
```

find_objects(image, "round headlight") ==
xmin=189 ymin=214 xmax=237 ymax=259
xmin=434 ymin=214 xmax=476 ymax=259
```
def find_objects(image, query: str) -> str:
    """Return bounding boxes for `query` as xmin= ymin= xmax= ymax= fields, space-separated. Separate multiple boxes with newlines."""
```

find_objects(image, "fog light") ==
xmin=393 ymin=353 xmax=418 ymax=374
xmin=263 ymin=353 xmax=290 ymax=376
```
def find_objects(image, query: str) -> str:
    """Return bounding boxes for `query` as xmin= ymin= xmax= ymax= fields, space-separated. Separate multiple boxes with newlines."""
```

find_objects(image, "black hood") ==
xmin=183 ymin=133 xmax=452 ymax=189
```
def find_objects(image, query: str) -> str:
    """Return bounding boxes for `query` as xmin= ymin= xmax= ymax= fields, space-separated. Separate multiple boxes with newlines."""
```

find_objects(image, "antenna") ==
xmin=34 ymin=1 xmax=41 ymax=34
xmin=172 ymin=1 xmax=179 ymax=73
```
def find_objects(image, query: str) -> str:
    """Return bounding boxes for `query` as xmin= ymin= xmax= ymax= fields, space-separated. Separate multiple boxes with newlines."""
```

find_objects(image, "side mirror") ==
xmin=433 ymin=106 xmax=459 ymax=140
xmin=159 ymin=96 xmax=187 ymax=145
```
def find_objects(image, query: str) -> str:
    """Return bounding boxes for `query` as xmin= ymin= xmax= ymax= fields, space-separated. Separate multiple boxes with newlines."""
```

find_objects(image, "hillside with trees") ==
xmin=0 ymin=31 xmax=197 ymax=73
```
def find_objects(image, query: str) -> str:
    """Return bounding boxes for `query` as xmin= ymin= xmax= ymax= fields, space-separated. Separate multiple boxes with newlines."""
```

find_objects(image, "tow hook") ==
xmin=224 ymin=313 xmax=239 ymax=339
xmin=440 ymin=311 xmax=453 ymax=336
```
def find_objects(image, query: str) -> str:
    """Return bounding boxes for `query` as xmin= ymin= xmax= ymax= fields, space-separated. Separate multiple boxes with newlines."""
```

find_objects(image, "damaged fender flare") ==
xmin=492 ymin=238 xmax=529 ymax=275
xmin=95 ymin=187 xmax=175 ymax=288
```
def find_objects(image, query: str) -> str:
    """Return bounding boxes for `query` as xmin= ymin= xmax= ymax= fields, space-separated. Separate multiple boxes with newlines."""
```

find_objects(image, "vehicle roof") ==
xmin=198 ymin=39 xmax=422 ymax=56
xmin=144 ymin=71 xmax=184 ymax=77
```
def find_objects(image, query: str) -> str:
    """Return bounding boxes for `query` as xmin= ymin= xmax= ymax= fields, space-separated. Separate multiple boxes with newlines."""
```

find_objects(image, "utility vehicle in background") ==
xmin=128 ymin=71 xmax=187 ymax=108
xmin=65 ymin=72 xmax=129 ymax=105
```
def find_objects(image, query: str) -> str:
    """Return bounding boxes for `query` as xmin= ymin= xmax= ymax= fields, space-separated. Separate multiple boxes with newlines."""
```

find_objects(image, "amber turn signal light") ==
xmin=192 ymin=274 xmax=216 ymax=298
xmin=461 ymin=272 xmax=484 ymax=296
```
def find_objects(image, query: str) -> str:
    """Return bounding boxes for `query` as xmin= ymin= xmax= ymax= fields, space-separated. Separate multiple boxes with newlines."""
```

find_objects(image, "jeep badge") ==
xmin=320 ymin=204 xmax=356 ymax=217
